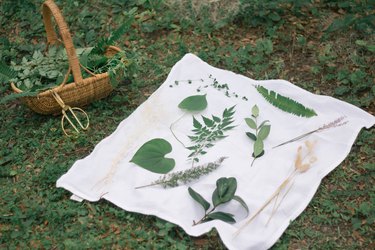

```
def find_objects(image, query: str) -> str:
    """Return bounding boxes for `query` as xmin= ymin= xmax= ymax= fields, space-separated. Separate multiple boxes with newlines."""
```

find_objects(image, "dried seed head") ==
xmin=298 ymin=163 xmax=310 ymax=173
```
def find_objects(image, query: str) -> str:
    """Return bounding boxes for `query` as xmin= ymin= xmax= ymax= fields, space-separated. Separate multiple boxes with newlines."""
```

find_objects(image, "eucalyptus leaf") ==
xmin=258 ymin=125 xmax=271 ymax=140
xmin=254 ymin=139 xmax=264 ymax=157
xmin=245 ymin=118 xmax=257 ymax=130
xmin=130 ymin=138 xmax=175 ymax=174
xmin=188 ymin=187 xmax=210 ymax=211
xmin=178 ymin=94 xmax=208 ymax=112
xmin=206 ymin=211 xmax=236 ymax=223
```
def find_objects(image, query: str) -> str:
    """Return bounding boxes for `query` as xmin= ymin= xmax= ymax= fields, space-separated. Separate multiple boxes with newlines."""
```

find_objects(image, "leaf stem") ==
xmin=170 ymin=114 xmax=187 ymax=148
xmin=193 ymin=206 xmax=216 ymax=226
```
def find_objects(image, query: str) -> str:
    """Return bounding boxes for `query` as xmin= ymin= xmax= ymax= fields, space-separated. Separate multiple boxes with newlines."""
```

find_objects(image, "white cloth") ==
xmin=57 ymin=54 xmax=374 ymax=250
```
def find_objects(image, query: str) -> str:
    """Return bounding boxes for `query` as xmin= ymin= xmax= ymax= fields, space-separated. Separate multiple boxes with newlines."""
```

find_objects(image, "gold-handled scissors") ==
xmin=51 ymin=90 xmax=89 ymax=136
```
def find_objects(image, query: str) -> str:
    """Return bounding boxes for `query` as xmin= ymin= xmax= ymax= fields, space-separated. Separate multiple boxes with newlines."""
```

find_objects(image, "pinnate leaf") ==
xmin=130 ymin=138 xmax=175 ymax=174
xmin=178 ymin=94 xmax=208 ymax=112
xmin=188 ymin=187 xmax=210 ymax=211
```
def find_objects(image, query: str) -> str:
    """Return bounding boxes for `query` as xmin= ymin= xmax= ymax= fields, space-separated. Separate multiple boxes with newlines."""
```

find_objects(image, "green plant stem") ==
xmin=169 ymin=113 xmax=187 ymax=148
xmin=193 ymin=206 xmax=216 ymax=226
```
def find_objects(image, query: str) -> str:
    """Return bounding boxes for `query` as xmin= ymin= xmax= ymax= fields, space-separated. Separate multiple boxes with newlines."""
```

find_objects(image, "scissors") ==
xmin=51 ymin=90 xmax=89 ymax=136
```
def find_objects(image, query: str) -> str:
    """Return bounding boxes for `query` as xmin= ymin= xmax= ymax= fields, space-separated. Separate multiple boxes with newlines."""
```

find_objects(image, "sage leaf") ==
xmin=206 ymin=212 xmax=236 ymax=223
xmin=254 ymin=139 xmax=264 ymax=157
xmin=252 ymin=105 xmax=259 ymax=118
xmin=233 ymin=195 xmax=249 ymax=216
xmin=246 ymin=132 xmax=257 ymax=141
xmin=245 ymin=118 xmax=257 ymax=129
xmin=188 ymin=187 xmax=210 ymax=211
xmin=130 ymin=138 xmax=175 ymax=174
xmin=258 ymin=125 xmax=271 ymax=140
xmin=178 ymin=94 xmax=208 ymax=112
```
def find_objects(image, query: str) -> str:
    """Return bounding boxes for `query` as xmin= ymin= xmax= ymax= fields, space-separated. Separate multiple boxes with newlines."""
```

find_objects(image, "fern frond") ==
xmin=255 ymin=85 xmax=317 ymax=118
xmin=0 ymin=91 xmax=38 ymax=104
xmin=0 ymin=61 xmax=17 ymax=83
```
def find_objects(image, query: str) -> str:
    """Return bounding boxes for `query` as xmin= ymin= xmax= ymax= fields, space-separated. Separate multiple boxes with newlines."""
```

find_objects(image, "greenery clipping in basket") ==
xmin=0 ymin=13 xmax=136 ymax=104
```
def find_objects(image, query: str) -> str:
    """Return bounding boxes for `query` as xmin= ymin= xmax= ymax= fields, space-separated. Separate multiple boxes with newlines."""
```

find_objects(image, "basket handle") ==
xmin=42 ymin=0 xmax=83 ymax=83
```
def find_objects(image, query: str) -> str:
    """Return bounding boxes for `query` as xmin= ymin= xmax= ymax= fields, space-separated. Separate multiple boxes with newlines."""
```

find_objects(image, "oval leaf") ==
xmin=130 ymin=138 xmax=175 ymax=174
xmin=188 ymin=187 xmax=210 ymax=211
xmin=245 ymin=118 xmax=257 ymax=130
xmin=258 ymin=125 xmax=271 ymax=140
xmin=233 ymin=195 xmax=249 ymax=216
xmin=178 ymin=94 xmax=208 ymax=112
xmin=254 ymin=139 xmax=264 ymax=157
xmin=246 ymin=132 xmax=257 ymax=141
xmin=251 ymin=105 xmax=259 ymax=118
xmin=206 ymin=212 xmax=236 ymax=223
xmin=213 ymin=177 xmax=237 ymax=206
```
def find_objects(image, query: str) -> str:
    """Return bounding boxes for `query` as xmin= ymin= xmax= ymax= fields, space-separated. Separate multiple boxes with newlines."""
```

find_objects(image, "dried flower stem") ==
xmin=234 ymin=141 xmax=317 ymax=237
xmin=273 ymin=116 xmax=348 ymax=149
xmin=135 ymin=157 xmax=227 ymax=189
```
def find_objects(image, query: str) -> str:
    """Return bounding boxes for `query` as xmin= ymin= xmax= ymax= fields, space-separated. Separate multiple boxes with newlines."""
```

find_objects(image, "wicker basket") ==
xmin=11 ymin=0 xmax=122 ymax=115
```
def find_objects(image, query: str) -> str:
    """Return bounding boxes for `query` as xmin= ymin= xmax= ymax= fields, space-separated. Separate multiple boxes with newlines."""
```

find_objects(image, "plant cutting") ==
xmin=130 ymin=138 xmax=175 ymax=174
xmin=135 ymin=157 xmax=227 ymax=189
xmin=245 ymin=105 xmax=271 ymax=166
xmin=255 ymin=85 xmax=317 ymax=117
xmin=189 ymin=177 xmax=249 ymax=226
xmin=235 ymin=140 xmax=318 ymax=237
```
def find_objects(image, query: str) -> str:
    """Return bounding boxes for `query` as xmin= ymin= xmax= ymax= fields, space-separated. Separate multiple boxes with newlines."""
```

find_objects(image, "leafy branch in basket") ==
xmin=245 ymin=105 xmax=271 ymax=166
xmin=189 ymin=177 xmax=249 ymax=226
xmin=135 ymin=157 xmax=227 ymax=189
xmin=255 ymin=85 xmax=317 ymax=118
xmin=187 ymin=106 xmax=236 ymax=166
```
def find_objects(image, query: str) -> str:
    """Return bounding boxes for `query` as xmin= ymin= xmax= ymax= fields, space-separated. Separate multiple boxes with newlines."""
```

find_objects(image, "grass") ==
xmin=0 ymin=0 xmax=374 ymax=249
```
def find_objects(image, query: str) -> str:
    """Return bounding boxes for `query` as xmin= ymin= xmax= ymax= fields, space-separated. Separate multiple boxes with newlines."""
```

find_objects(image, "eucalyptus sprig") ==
xmin=135 ymin=157 xmax=227 ymax=189
xmin=245 ymin=105 xmax=271 ymax=166
xmin=187 ymin=106 xmax=236 ymax=166
xmin=189 ymin=177 xmax=249 ymax=226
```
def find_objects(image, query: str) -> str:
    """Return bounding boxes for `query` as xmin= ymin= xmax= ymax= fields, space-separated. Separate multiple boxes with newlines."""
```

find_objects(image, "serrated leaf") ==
xmin=130 ymin=138 xmax=175 ymax=174
xmin=246 ymin=132 xmax=257 ymax=141
xmin=256 ymin=85 xmax=317 ymax=117
xmin=258 ymin=125 xmax=271 ymax=140
xmin=206 ymin=212 xmax=236 ymax=223
xmin=188 ymin=187 xmax=210 ymax=211
xmin=245 ymin=118 xmax=257 ymax=129
xmin=178 ymin=94 xmax=208 ymax=112
xmin=233 ymin=196 xmax=249 ymax=216
xmin=251 ymin=105 xmax=259 ymax=118
xmin=254 ymin=139 xmax=264 ymax=157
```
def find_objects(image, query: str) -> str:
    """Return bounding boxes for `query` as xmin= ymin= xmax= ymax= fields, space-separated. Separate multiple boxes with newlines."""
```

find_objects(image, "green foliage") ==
xmin=187 ymin=106 xmax=236 ymax=163
xmin=178 ymin=94 xmax=208 ymax=112
xmin=189 ymin=177 xmax=248 ymax=225
xmin=0 ymin=61 xmax=17 ymax=83
xmin=130 ymin=138 xmax=175 ymax=174
xmin=256 ymin=85 xmax=317 ymax=117
xmin=245 ymin=105 xmax=271 ymax=166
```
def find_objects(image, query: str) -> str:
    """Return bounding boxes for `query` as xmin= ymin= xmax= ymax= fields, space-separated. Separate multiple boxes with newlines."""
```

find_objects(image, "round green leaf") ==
xmin=130 ymin=138 xmax=175 ymax=174
xmin=258 ymin=125 xmax=271 ymax=140
xmin=178 ymin=94 xmax=208 ymax=112
xmin=254 ymin=139 xmax=264 ymax=157
xmin=245 ymin=118 xmax=257 ymax=130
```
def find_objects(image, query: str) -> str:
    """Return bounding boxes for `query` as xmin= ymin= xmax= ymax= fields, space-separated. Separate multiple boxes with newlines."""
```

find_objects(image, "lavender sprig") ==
xmin=273 ymin=116 xmax=348 ymax=149
xmin=135 ymin=157 xmax=227 ymax=189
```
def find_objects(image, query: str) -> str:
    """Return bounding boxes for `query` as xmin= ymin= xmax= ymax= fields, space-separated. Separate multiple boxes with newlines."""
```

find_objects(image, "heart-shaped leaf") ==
xmin=188 ymin=187 xmax=210 ymax=211
xmin=130 ymin=138 xmax=175 ymax=174
xmin=178 ymin=94 xmax=208 ymax=112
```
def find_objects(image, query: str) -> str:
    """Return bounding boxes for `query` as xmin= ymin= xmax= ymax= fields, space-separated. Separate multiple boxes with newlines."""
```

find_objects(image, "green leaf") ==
xmin=0 ymin=61 xmax=17 ymax=83
xmin=188 ymin=187 xmax=210 ymax=211
xmin=130 ymin=138 xmax=175 ymax=174
xmin=193 ymin=117 xmax=202 ymax=129
xmin=178 ymin=94 xmax=208 ymax=112
xmin=202 ymin=115 xmax=214 ymax=127
xmin=251 ymin=105 xmax=259 ymax=118
xmin=256 ymin=85 xmax=317 ymax=117
xmin=258 ymin=125 xmax=271 ymax=140
xmin=258 ymin=120 xmax=270 ymax=129
xmin=254 ymin=139 xmax=264 ymax=157
xmin=212 ymin=177 xmax=237 ymax=207
xmin=246 ymin=132 xmax=257 ymax=141
xmin=245 ymin=118 xmax=257 ymax=129
xmin=206 ymin=212 xmax=236 ymax=223
xmin=233 ymin=196 xmax=249 ymax=216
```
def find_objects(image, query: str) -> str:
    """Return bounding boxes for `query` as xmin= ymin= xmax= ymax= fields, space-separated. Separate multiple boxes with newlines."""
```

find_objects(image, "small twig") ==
xmin=170 ymin=114 xmax=187 ymax=148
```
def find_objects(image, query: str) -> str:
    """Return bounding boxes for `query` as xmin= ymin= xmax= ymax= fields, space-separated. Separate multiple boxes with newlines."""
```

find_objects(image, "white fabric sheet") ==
xmin=57 ymin=53 xmax=374 ymax=249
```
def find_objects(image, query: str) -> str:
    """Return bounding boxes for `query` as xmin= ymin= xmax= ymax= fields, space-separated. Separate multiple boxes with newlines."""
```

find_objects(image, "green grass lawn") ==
xmin=1 ymin=0 xmax=374 ymax=249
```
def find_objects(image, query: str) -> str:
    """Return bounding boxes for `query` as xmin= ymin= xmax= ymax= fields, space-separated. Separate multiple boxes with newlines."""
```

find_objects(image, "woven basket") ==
xmin=11 ymin=0 xmax=122 ymax=115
